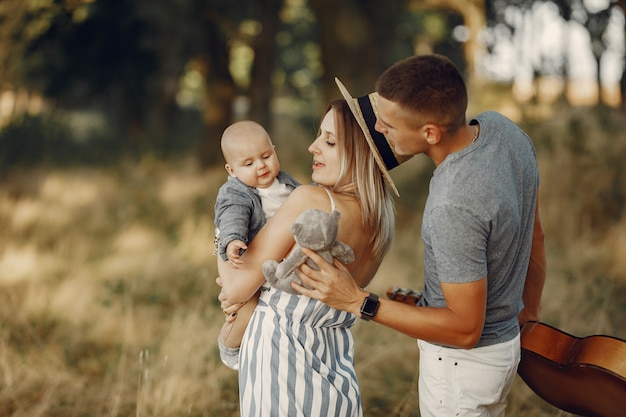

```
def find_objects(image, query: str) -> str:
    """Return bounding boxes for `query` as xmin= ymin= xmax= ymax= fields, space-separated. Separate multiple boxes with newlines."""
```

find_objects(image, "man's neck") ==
xmin=427 ymin=123 xmax=478 ymax=167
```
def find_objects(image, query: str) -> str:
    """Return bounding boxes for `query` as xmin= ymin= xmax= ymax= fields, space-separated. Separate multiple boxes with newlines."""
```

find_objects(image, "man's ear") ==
xmin=225 ymin=164 xmax=236 ymax=177
xmin=423 ymin=124 xmax=441 ymax=145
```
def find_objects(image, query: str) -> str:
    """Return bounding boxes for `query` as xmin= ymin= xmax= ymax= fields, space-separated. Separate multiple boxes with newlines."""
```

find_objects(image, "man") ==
xmin=295 ymin=54 xmax=546 ymax=417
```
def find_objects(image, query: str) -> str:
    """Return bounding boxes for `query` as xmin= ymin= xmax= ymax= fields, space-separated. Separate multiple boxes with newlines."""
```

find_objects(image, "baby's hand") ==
xmin=226 ymin=240 xmax=247 ymax=269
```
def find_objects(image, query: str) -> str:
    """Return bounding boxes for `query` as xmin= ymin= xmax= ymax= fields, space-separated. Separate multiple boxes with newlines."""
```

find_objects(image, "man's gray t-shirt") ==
xmin=420 ymin=111 xmax=539 ymax=348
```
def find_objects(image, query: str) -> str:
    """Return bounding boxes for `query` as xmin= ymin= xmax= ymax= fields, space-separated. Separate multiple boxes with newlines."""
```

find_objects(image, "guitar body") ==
xmin=518 ymin=321 xmax=626 ymax=417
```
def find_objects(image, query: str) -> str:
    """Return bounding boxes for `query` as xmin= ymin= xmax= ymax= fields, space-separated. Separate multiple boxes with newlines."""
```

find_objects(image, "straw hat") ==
xmin=335 ymin=77 xmax=412 ymax=197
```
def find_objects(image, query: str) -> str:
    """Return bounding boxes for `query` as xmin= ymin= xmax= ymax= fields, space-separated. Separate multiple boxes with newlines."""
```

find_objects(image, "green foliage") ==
xmin=0 ymin=106 xmax=207 ymax=173
xmin=0 ymin=114 xmax=75 ymax=170
xmin=19 ymin=0 xmax=157 ymax=100
xmin=0 ymin=113 xmax=125 ymax=172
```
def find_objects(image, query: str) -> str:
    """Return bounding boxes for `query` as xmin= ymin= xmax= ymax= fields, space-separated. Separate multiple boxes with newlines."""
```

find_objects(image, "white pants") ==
xmin=418 ymin=335 xmax=520 ymax=417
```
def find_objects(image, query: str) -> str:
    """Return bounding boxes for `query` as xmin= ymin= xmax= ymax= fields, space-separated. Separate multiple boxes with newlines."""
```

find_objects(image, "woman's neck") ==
xmin=324 ymin=182 xmax=357 ymax=197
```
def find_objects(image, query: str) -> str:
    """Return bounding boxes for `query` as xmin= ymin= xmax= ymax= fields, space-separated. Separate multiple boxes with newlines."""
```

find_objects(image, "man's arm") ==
xmin=518 ymin=194 xmax=546 ymax=326
xmin=295 ymin=249 xmax=487 ymax=349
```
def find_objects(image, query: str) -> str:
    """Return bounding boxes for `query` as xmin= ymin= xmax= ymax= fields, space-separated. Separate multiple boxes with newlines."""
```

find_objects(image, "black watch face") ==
xmin=362 ymin=297 xmax=378 ymax=316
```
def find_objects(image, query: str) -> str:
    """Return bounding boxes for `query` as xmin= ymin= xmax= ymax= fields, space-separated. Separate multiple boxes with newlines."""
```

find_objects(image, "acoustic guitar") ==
xmin=518 ymin=321 xmax=626 ymax=417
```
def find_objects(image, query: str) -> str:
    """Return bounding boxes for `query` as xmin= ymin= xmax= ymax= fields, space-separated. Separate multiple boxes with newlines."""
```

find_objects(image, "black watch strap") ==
xmin=360 ymin=293 xmax=380 ymax=321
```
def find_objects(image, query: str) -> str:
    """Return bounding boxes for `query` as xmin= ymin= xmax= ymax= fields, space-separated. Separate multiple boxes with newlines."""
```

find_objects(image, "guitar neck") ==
xmin=386 ymin=287 xmax=422 ymax=306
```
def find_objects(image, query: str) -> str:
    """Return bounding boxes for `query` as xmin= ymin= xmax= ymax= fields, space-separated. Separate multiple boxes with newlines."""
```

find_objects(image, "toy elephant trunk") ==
xmin=262 ymin=209 xmax=355 ymax=294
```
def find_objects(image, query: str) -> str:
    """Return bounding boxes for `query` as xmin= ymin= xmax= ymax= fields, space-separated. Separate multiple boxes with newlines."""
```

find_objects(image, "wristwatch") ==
xmin=359 ymin=293 xmax=379 ymax=321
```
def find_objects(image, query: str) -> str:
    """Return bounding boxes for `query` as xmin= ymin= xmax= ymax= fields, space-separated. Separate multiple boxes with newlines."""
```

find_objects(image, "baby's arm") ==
xmin=214 ymin=182 xmax=254 ymax=263
xmin=226 ymin=239 xmax=247 ymax=269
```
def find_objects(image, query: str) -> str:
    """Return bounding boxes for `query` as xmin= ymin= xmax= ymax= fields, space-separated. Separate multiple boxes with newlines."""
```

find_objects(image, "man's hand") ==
xmin=293 ymin=248 xmax=366 ymax=316
xmin=518 ymin=306 xmax=540 ymax=328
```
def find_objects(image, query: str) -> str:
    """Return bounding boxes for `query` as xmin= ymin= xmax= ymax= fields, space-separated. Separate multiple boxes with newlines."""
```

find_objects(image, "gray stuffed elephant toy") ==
xmin=263 ymin=208 xmax=355 ymax=294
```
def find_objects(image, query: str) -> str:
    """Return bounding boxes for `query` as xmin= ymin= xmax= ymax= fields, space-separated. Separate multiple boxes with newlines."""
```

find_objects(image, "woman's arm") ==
xmin=218 ymin=185 xmax=331 ymax=304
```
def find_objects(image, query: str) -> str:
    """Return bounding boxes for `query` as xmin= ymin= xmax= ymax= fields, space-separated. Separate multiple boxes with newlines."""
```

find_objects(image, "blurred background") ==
xmin=0 ymin=0 xmax=625 ymax=416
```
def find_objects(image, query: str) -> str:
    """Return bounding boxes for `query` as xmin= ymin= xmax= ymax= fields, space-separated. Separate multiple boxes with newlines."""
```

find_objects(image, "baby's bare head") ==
xmin=221 ymin=120 xmax=273 ymax=164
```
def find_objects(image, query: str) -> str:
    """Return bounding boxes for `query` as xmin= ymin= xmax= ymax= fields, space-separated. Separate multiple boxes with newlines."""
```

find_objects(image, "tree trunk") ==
xmin=617 ymin=1 xmax=626 ymax=111
xmin=248 ymin=0 xmax=283 ymax=130
xmin=410 ymin=0 xmax=486 ymax=87
xmin=310 ymin=0 xmax=400 ymax=101
xmin=198 ymin=20 xmax=236 ymax=167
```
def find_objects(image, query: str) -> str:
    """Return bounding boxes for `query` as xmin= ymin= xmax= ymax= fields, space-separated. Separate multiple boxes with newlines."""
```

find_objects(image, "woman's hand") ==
xmin=216 ymin=277 xmax=247 ymax=323
xmin=293 ymin=248 xmax=366 ymax=316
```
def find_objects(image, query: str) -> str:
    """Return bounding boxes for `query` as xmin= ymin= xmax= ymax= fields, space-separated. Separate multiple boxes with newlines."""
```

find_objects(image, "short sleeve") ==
xmin=428 ymin=205 xmax=489 ymax=283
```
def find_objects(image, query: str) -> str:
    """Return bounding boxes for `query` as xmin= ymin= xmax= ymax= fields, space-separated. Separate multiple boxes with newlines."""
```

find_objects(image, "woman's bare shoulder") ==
xmin=284 ymin=184 xmax=333 ymax=210
xmin=290 ymin=184 xmax=324 ymax=198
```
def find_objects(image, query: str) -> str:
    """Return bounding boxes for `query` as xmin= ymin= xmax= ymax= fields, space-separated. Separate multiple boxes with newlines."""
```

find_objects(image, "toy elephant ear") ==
xmin=291 ymin=222 xmax=303 ymax=235
xmin=327 ymin=210 xmax=341 ymax=237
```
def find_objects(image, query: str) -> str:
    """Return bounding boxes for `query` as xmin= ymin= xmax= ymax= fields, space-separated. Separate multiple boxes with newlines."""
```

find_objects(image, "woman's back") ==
xmin=221 ymin=184 xmax=381 ymax=303
xmin=289 ymin=184 xmax=382 ymax=284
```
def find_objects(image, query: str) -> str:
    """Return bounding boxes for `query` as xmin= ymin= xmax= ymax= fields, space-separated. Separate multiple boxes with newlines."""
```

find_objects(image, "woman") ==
xmin=218 ymin=91 xmax=405 ymax=416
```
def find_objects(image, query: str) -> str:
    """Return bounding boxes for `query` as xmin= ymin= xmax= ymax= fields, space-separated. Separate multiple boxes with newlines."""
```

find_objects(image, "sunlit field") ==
xmin=1 ymin=107 xmax=625 ymax=416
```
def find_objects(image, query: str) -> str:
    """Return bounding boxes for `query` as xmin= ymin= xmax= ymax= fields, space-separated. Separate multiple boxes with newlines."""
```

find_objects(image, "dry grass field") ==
xmin=0 ymin=107 xmax=625 ymax=416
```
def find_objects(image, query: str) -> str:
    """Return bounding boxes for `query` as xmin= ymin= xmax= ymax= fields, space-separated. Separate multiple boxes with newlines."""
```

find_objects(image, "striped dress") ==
xmin=238 ymin=286 xmax=362 ymax=417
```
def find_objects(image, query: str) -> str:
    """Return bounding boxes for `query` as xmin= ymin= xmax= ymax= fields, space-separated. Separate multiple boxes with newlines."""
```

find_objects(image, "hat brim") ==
xmin=335 ymin=77 xmax=402 ymax=197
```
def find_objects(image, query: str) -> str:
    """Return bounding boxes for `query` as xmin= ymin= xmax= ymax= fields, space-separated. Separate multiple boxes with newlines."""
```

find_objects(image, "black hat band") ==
xmin=357 ymin=95 xmax=399 ymax=170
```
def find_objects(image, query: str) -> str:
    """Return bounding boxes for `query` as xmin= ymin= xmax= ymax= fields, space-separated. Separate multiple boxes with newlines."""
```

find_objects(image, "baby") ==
xmin=214 ymin=120 xmax=299 ymax=370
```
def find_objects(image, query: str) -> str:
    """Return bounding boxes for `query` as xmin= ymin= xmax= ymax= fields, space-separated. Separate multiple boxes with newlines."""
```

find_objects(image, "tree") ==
xmin=483 ymin=0 xmax=624 ymax=108
xmin=248 ymin=0 xmax=284 ymax=128
xmin=310 ymin=0 xmax=411 ymax=100
xmin=195 ymin=1 xmax=237 ymax=166
xmin=610 ymin=0 xmax=626 ymax=111
xmin=17 ymin=0 xmax=159 ymax=135
xmin=410 ymin=0 xmax=486 ymax=84
xmin=0 ymin=0 xmax=239 ymax=164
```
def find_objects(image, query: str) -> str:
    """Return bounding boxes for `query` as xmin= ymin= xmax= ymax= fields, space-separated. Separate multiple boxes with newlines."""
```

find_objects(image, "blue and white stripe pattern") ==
xmin=239 ymin=286 xmax=362 ymax=416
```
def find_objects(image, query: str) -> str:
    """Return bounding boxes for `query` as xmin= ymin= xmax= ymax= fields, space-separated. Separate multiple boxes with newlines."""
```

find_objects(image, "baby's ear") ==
xmin=224 ymin=164 xmax=236 ymax=177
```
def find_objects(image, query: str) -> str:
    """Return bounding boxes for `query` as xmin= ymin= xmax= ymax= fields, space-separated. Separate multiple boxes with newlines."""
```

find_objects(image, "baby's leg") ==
xmin=219 ymin=294 xmax=258 ymax=347
xmin=218 ymin=292 xmax=259 ymax=370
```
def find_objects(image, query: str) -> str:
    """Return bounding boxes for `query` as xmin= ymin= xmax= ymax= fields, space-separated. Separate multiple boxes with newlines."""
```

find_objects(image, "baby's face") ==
xmin=225 ymin=134 xmax=280 ymax=189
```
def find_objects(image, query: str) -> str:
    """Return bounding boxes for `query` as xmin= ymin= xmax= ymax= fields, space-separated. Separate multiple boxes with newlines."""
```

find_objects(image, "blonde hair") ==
xmin=323 ymin=99 xmax=395 ymax=261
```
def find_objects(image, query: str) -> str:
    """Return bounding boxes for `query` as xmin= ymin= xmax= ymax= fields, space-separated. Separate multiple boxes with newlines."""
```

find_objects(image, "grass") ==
xmin=0 ymin=106 xmax=625 ymax=416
